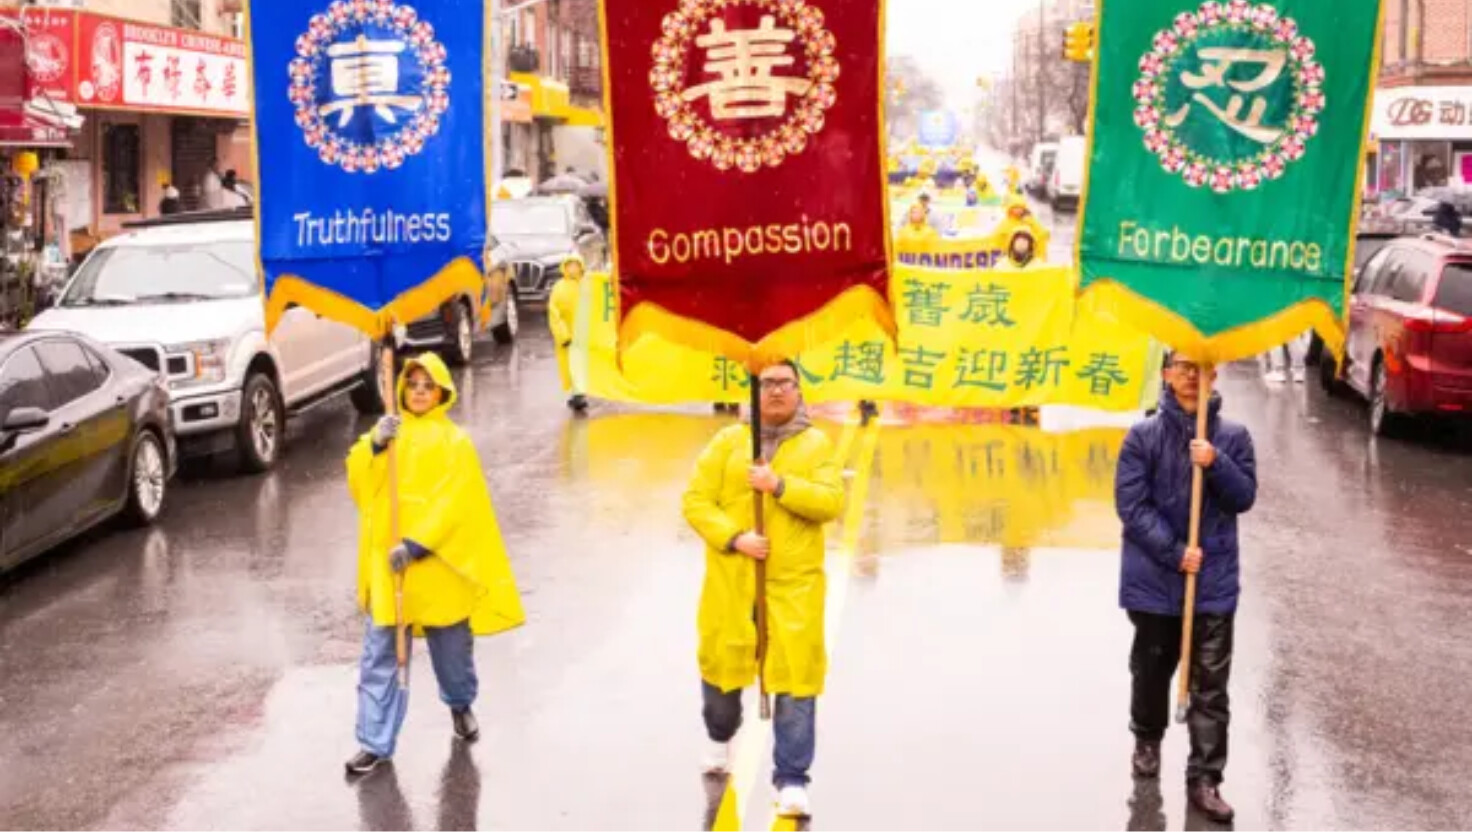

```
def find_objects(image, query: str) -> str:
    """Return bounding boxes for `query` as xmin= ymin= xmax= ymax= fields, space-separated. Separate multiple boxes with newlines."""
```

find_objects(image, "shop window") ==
xmin=102 ymin=123 xmax=141 ymax=215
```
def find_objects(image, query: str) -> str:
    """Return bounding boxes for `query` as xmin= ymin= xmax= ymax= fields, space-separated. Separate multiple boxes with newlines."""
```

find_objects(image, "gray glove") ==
xmin=389 ymin=540 xmax=427 ymax=573
xmin=372 ymin=415 xmax=401 ymax=449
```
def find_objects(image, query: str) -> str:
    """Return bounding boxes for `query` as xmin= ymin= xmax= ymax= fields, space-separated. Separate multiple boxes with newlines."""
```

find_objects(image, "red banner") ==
xmin=602 ymin=0 xmax=892 ymax=363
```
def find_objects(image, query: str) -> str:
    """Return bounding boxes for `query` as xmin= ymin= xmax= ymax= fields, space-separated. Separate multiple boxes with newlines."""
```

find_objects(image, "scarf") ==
xmin=755 ymin=403 xmax=812 ymax=462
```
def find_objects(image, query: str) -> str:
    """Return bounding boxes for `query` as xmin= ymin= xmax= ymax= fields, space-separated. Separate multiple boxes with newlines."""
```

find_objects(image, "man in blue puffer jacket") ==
xmin=1115 ymin=353 xmax=1256 ymax=824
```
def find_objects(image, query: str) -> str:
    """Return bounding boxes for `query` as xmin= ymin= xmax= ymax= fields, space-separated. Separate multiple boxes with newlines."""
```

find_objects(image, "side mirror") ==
xmin=2 ymin=407 xmax=48 ymax=436
xmin=575 ymin=223 xmax=598 ymax=239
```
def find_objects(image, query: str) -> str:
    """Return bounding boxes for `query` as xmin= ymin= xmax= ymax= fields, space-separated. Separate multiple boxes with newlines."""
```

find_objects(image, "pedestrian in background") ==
xmin=1114 ymin=352 xmax=1257 ymax=824
xmin=682 ymin=360 xmax=844 ymax=818
xmin=548 ymin=254 xmax=589 ymax=412
xmin=158 ymin=185 xmax=182 ymax=216
xmin=1259 ymin=333 xmax=1308 ymax=384
xmin=344 ymin=354 xmax=525 ymax=776
xmin=897 ymin=202 xmax=940 ymax=246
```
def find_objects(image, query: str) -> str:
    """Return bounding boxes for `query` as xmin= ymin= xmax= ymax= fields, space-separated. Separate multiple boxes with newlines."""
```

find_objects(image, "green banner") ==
xmin=1078 ymin=0 xmax=1381 ymax=361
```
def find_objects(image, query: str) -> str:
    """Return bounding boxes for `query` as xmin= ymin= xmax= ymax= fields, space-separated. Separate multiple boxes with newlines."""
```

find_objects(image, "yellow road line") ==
xmin=711 ymin=422 xmax=882 ymax=832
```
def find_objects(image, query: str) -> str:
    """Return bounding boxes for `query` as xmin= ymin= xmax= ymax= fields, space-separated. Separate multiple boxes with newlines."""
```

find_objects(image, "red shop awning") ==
xmin=0 ymin=107 xmax=73 ymax=148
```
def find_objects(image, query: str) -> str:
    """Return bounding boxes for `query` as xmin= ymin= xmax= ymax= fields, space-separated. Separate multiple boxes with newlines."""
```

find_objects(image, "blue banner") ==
xmin=247 ymin=0 xmax=487 ymax=338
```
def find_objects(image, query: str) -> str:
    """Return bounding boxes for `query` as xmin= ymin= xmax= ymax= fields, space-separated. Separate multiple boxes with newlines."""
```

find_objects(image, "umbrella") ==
xmin=537 ymin=173 xmax=589 ymax=195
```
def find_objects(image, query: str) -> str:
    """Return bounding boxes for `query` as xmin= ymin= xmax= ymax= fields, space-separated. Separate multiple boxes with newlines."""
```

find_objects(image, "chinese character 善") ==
xmin=682 ymin=16 xmax=813 ymax=121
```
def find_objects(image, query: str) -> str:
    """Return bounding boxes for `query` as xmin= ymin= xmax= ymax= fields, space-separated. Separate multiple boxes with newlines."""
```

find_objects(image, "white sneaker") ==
xmin=775 ymin=785 xmax=810 ymax=818
xmin=702 ymin=740 xmax=730 ymax=775
xmin=1292 ymin=368 xmax=1307 ymax=384
xmin=1264 ymin=370 xmax=1287 ymax=385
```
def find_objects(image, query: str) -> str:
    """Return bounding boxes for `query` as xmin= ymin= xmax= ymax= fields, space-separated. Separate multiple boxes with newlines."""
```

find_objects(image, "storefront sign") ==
xmin=18 ymin=9 xmax=249 ymax=117
xmin=1372 ymin=86 xmax=1472 ymax=140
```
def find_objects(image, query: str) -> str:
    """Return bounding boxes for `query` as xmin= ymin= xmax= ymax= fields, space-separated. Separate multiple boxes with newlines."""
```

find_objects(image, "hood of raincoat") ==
xmin=561 ymin=253 xmax=586 ymax=279
xmin=397 ymin=352 xmax=457 ymax=417
xmin=752 ymin=401 xmax=812 ymax=462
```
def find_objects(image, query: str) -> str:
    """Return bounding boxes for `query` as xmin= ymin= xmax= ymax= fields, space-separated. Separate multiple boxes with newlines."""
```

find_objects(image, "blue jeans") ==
xmin=701 ymin=681 xmax=816 ymax=788
xmin=356 ymin=617 xmax=478 ymax=757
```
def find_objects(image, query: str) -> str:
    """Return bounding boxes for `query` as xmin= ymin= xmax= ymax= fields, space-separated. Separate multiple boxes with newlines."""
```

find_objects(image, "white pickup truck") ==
xmin=30 ymin=213 xmax=383 ymax=472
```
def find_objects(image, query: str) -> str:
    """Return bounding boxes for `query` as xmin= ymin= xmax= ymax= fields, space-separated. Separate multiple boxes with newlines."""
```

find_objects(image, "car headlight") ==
xmin=166 ymin=339 xmax=231 ymax=388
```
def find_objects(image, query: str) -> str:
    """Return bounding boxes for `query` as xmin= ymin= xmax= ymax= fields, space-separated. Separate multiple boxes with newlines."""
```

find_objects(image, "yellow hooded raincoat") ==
xmin=682 ymin=424 xmax=843 ymax=698
xmin=996 ymin=195 xmax=1050 ymax=254
xmin=548 ymin=254 xmax=586 ymax=393
xmin=346 ymin=354 xmax=525 ymax=635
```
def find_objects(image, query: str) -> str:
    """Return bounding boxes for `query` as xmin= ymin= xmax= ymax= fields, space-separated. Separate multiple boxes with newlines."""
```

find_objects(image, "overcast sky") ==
xmin=885 ymin=0 xmax=1033 ymax=105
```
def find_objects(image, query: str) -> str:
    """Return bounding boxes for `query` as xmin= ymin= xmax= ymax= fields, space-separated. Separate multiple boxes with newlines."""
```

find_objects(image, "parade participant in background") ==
xmin=344 ymin=354 xmax=525 ymax=776
xmin=682 ymin=361 xmax=844 ymax=819
xmin=1114 ymin=353 xmax=1256 ymax=824
xmin=1004 ymin=163 xmax=1023 ymax=194
xmin=897 ymin=202 xmax=941 ymax=246
xmin=158 ymin=185 xmax=182 ymax=216
xmin=549 ymin=254 xmax=590 ymax=412
xmin=1006 ymin=230 xmax=1037 ymax=268
xmin=996 ymin=195 xmax=1049 ymax=253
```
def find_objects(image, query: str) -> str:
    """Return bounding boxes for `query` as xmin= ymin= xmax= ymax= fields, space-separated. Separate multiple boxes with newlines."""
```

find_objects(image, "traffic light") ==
xmin=1063 ymin=22 xmax=1095 ymax=62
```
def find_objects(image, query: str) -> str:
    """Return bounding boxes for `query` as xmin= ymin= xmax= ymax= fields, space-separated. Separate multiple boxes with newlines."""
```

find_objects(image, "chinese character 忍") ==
xmin=681 ymin=16 xmax=813 ymax=120
xmin=320 ymin=34 xmax=424 ymax=128
xmin=1164 ymin=48 xmax=1288 ymax=144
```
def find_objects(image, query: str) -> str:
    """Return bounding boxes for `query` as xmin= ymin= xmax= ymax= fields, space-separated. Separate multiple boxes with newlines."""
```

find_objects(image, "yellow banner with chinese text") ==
xmin=583 ymin=264 xmax=1161 ymax=411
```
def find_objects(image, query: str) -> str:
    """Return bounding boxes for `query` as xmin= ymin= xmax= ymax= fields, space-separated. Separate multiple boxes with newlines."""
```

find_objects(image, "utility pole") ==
xmin=489 ymin=0 xmax=504 ymax=183
xmin=1036 ymin=0 xmax=1046 ymax=144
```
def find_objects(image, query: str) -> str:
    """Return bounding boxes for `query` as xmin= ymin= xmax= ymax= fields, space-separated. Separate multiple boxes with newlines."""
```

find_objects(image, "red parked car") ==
xmin=1324 ymin=234 xmax=1472 ymax=436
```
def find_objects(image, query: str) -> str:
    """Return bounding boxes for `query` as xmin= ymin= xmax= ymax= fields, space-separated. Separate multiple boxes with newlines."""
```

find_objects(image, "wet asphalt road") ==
xmin=6 ymin=266 xmax=1472 ymax=827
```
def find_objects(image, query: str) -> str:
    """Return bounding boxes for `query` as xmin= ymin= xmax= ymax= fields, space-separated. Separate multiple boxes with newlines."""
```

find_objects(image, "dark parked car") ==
xmin=1322 ymin=234 xmax=1472 ymax=436
xmin=492 ymin=196 xmax=608 ymax=303
xmin=401 ymin=238 xmax=518 ymax=366
xmin=0 ymin=331 xmax=175 ymax=571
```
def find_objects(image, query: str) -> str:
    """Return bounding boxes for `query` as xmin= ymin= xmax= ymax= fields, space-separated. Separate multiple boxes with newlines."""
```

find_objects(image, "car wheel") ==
xmin=1369 ymin=358 xmax=1402 ymax=438
xmin=350 ymin=348 xmax=387 ymax=415
xmin=492 ymin=287 xmax=519 ymax=345
xmin=237 ymin=372 xmax=285 ymax=473
xmin=122 ymin=430 xmax=167 ymax=526
xmin=446 ymin=300 xmax=474 ymax=367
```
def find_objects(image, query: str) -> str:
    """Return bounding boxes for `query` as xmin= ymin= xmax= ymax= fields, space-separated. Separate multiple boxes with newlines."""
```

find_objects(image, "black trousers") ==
xmin=1128 ymin=611 xmax=1235 ymax=786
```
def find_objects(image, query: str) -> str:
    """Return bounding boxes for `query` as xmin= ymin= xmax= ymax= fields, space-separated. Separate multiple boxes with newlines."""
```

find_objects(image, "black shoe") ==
xmin=452 ymin=707 xmax=480 ymax=742
xmin=859 ymin=400 xmax=878 ymax=426
xmin=569 ymin=395 xmax=589 ymax=412
xmin=345 ymin=750 xmax=387 ymax=776
xmin=1187 ymin=781 xmax=1235 ymax=823
xmin=1131 ymin=740 xmax=1161 ymax=779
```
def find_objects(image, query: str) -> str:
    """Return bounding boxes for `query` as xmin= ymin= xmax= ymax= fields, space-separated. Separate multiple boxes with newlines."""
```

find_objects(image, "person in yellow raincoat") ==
xmin=896 ymin=202 xmax=940 ymax=247
xmin=547 ymin=254 xmax=588 ymax=412
xmin=343 ymin=353 xmax=525 ymax=776
xmin=995 ymin=194 xmax=1050 ymax=257
xmin=1004 ymin=163 xmax=1023 ymax=194
xmin=682 ymin=361 xmax=843 ymax=819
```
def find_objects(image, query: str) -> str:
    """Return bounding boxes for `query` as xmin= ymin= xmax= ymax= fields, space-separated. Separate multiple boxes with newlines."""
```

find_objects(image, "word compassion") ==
xmin=647 ymin=216 xmax=852 ymax=266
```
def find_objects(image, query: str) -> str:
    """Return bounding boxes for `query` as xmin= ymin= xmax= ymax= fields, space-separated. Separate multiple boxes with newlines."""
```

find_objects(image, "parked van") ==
xmin=1049 ymin=135 xmax=1087 ymax=212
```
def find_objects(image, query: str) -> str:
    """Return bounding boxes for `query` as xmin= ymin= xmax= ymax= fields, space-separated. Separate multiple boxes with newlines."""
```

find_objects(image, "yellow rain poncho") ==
xmin=682 ymin=423 xmax=844 ymax=697
xmin=346 ymin=353 xmax=525 ymax=635
xmin=548 ymin=254 xmax=587 ymax=393
xmin=996 ymin=195 xmax=1051 ymax=254
xmin=896 ymin=219 xmax=940 ymax=247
